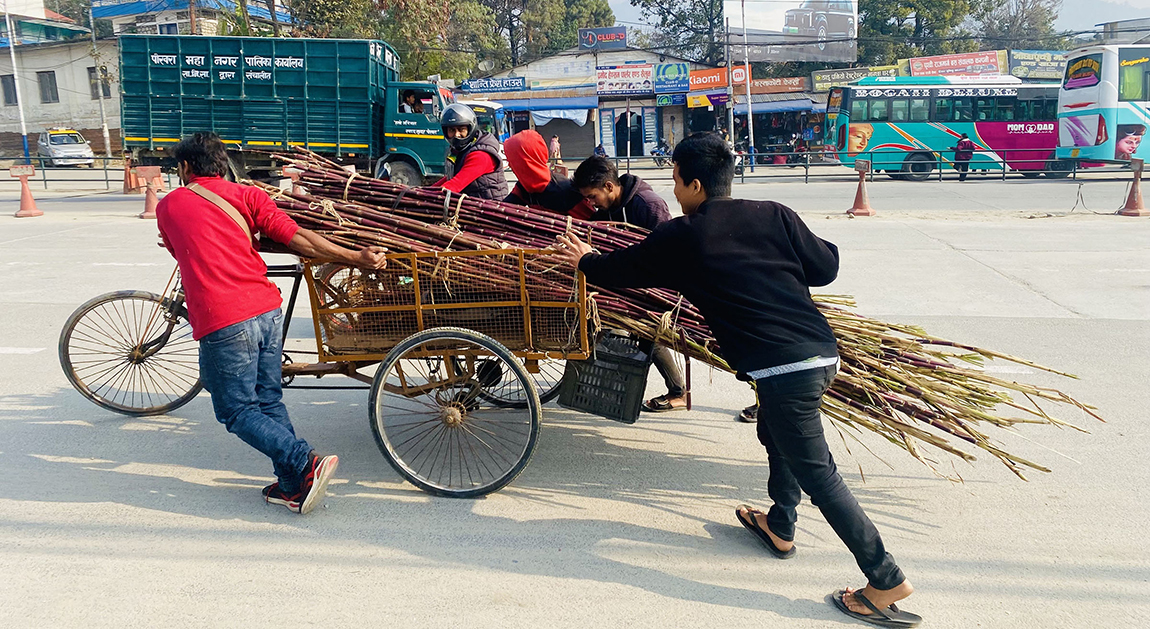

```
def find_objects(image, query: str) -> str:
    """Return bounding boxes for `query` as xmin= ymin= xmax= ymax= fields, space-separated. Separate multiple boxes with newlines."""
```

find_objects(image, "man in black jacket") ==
xmin=550 ymin=133 xmax=919 ymax=627
xmin=572 ymin=154 xmax=686 ymax=412
xmin=573 ymin=155 xmax=670 ymax=230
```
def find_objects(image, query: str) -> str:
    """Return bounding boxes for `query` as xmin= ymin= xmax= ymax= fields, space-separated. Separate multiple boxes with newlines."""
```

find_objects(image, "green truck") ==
xmin=119 ymin=34 xmax=451 ymax=184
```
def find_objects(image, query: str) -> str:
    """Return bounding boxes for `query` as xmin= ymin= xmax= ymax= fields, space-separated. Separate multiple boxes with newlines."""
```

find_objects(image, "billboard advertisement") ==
xmin=597 ymin=64 xmax=653 ymax=96
xmin=810 ymin=65 xmax=899 ymax=92
xmin=579 ymin=27 xmax=627 ymax=50
xmin=907 ymin=50 xmax=1008 ymax=77
xmin=724 ymin=0 xmax=857 ymax=63
xmin=1008 ymin=50 xmax=1067 ymax=81
xmin=653 ymin=63 xmax=690 ymax=93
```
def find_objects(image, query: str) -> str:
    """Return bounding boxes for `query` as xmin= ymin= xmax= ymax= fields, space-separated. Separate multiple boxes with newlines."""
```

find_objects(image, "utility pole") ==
xmin=189 ymin=0 xmax=197 ymax=35
xmin=89 ymin=6 xmax=112 ymax=158
xmin=742 ymin=0 xmax=754 ymax=171
xmin=4 ymin=3 xmax=29 ymax=163
xmin=725 ymin=17 xmax=734 ymax=143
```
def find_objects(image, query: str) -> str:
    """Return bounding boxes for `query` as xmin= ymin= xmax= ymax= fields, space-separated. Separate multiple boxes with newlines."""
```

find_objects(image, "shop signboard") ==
xmin=579 ymin=26 xmax=627 ymax=51
xmin=724 ymin=0 xmax=858 ymax=63
xmin=643 ymin=106 xmax=658 ymax=154
xmin=654 ymin=63 xmax=690 ymax=93
xmin=907 ymin=50 xmax=1008 ymax=77
xmin=597 ymin=64 xmax=654 ymax=95
xmin=687 ymin=91 xmax=729 ymax=108
xmin=1008 ymin=50 xmax=1067 ymax=81
xmin=656 ymin=93 xmax=688 ymax=106
xmin=749 ymin=76 xmax=807 ymax=94
xmin=810 ymin=65 xmax=899 ymax=92
xmin=460 ymin=76 xmax=526 ymax=93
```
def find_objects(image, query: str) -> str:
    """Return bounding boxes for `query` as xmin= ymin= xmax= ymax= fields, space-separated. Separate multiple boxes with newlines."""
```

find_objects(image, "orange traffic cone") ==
xmin=1119 ymin=163 xmax=1148 ymax=216
xmin=14 ymin=175 xmax=42 ymax=217
xmin=847 ymin=170 xmax=875 ymax=216
xmin=123 ymin=161 xmax=141 ymax=194
xmin=139 ymin=183 xmax=159 ymax=219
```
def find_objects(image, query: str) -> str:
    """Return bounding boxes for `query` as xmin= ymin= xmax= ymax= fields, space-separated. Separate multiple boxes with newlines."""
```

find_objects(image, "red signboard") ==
xmin=909 ymin=50 xmax=1007 ymax=77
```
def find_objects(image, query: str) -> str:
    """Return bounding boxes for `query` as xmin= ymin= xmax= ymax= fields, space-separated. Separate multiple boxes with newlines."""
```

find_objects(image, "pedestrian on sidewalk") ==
xmin=952 ymin=133 xmax=977 ymax=181
xmin=157 ymin=132 xmax=387 ymax=514
xmin=549 ymin=132 xmax=920 ymax=627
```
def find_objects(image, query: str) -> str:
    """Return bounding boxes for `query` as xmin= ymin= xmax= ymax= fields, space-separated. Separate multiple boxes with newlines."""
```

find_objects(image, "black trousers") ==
xmin=955 ymin=160 xmax=971 ymax=181
xmin=755 ymin=365 xmax=905 ymax=590
xmin=651 ymin=344 xmax=685 ymax=397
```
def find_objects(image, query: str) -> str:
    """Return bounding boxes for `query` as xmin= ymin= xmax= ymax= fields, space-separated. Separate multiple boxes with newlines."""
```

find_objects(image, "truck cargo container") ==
xmin=119 ymin=34 xmax=451 ymax=184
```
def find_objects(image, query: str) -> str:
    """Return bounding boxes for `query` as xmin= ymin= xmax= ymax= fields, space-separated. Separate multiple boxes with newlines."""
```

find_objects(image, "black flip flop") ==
xmin=737 ymin=404 xmax=758 ymax=423
xmin=830 ymin=589 xmax=922 ymax=628
xmin=642 ymin=395 xmax=686 ymax=413
xmin=734 ymin=504 xmax=796 ymax=559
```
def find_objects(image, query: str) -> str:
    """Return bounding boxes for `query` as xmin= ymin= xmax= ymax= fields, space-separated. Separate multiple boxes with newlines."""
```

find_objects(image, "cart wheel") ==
xmin=59 ymin=290 xmax=203 ymax=416
xmin=454 ymin=357 xmax=565 ymax=408
xmin=370 ymin=327 xmax=541 ymax=498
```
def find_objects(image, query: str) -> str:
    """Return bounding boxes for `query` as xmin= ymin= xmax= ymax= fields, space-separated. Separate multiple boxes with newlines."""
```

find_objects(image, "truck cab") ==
xmin=379 ymin=82 xmax=453 ymax=184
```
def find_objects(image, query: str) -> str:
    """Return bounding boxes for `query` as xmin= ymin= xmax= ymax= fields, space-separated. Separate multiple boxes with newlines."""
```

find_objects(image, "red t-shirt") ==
xmin=157 ymin=176 xmax=300 ymax=339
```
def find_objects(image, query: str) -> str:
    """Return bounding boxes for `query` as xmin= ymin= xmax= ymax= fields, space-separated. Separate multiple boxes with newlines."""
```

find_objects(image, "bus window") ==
xmin=994 ymin=97 xmax=1016 ymax=121
xmin=1119 ymin=48 xmax=1150 ymax=101
xmin=869 ymin=99 xmax=889 ymax=121
xmin=890 ymin=99 xmax=909 ymax=122
xmin=975 ymin=98 xmax=995 ymax=121
xmin=1013 ymin=99 xmax=1034 ymax=121
xmin=849 ymin=97 xmax=867 ymax=121
xmin=910 ymin=99 xmax=929 ymax=122
xmin=1043 ymin=98 xmax=1058 ymax=120
xmin=935 ymin=98 xmax=953 ymax=121
xmin=953 ymin=97 xmax=973 ymax=122
xmin=1064 ymin=53 xmax=1102 ymax=90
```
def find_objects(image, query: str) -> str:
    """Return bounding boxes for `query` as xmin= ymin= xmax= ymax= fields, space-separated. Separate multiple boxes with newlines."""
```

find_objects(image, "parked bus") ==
xmin=456 ymin=99 xmax=510 ymax=143
xmin=1056 ymin=44 xmax=1150 ymax=166
xmin=827 ymin=76 xmax=1068 ymax=180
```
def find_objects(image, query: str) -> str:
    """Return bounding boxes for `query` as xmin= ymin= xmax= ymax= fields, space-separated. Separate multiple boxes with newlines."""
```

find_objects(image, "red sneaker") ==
xmin=262 ymin=482 xmax=302 ymax=512
xmin=299 ymin=453 xmax=339 ymax=515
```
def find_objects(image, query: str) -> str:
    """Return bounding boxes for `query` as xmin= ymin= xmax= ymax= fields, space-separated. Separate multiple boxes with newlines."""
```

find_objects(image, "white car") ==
xmin=37 ymin=129 xmax=95 ymax=167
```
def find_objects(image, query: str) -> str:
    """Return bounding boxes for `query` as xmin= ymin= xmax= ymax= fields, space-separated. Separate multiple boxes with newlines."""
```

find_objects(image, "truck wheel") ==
xmin=387 ymin=160 xmax=421 ymax=186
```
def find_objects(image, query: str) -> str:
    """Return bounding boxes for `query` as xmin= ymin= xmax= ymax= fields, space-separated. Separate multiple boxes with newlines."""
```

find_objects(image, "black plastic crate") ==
xmin=558 ymin=331 xmax=654 ymax=424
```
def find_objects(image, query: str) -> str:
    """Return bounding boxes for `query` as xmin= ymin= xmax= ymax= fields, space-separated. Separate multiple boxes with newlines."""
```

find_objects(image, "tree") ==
xmin=380 ymin=0 xmax=506 ymax=81
xmin=479 ymin=0 xmax=613 ymax=69
xmin=973 ymin=0 xmax=1071 ymax=50
xmin=630 ymin=0 xmax=723 ymax=64
xmin=286 ymin=0 xmax=383 ymax=38
xmin=857 ymin=0 xmax=979 ymax=66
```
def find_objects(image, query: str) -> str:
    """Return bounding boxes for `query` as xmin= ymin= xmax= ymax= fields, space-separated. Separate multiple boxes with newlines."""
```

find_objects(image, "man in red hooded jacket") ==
xmin=503 ymin=130 xmax=595 ymax=219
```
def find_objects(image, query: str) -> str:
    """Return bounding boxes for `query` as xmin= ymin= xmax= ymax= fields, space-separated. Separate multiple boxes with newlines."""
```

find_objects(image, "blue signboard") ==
xmin=654 ymin=63 xmax=690 ymax=94
xmin=461 ymin=76 xmax=527 ymax=93
xmin=656 ymin=93 xmax=687 ymax=106
xmin=579 ymin=26 xmax=627 ymax=51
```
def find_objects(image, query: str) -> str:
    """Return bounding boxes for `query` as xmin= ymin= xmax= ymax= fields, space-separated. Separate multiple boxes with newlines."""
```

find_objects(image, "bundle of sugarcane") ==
xmin=258 ymin=149 xmax=1100 ymax=479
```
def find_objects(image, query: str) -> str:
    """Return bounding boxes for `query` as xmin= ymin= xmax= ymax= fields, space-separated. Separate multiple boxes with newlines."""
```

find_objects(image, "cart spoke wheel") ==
xmin=59 ymin=290 xmax=203 ymax=416
xmin=370 ymin=327 xmax=541 ymax=498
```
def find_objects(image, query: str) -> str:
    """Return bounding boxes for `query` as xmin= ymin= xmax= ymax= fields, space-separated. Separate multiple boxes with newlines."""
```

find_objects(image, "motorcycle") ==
xmin=651 ymin=139 xmax=672 ymax=168
xmin=732 ymin=140 xmax=746 ymax=175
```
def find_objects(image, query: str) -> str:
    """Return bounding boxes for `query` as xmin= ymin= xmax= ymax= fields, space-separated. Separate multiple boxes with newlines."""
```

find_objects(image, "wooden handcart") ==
xmin=58 ymin=248 xmax=591 ymax=497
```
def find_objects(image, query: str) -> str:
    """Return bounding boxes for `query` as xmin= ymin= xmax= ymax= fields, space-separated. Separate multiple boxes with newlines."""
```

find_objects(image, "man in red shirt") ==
xmin=431 ymin=104 xmax=508 ymax=199
xmin=157 ymin=132 xmax=387 ymax=514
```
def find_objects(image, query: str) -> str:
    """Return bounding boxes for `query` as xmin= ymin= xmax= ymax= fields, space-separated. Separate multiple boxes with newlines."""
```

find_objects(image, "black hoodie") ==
xmin=578 ymin=197 xmax=839 ymax=376
xmin=589 ymin=174 xmax=670 ymax=230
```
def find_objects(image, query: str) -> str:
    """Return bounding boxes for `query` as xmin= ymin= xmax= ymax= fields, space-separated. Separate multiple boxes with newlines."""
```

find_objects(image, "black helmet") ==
xmin=441 ymin=103 xmax=479 ymax=152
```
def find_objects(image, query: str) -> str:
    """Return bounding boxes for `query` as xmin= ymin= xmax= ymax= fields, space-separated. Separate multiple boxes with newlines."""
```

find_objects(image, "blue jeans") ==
xmin=198 ymin=309 xmax=312 ymax=493
xmin=755 ymin=365 xmax=905 ymax=591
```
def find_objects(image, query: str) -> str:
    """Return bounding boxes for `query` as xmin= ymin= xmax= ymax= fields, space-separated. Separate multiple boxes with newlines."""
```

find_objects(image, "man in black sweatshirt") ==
xmin=550 ymin=133 xmax=919 ymax=627
xmin=573 ymin=155 xmax=670 ymax=230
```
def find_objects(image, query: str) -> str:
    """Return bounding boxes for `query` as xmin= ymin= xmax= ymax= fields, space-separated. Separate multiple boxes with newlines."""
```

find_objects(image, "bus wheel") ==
xmin=386 ymin=160 xmax=421 ymax=186
xmin=885 ymin=171 xmax=904 ymax=181
xmin=1044 ymin=160 xmax=1073 ymax=179
xmin=901 ymin=154 xmax=934 ymax=181
xmin=1020 ymin=170 xmax=1042 ymax=179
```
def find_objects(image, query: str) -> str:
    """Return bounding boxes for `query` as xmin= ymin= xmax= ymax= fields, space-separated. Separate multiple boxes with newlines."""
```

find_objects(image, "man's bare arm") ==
xmin=287 ymin=228 xmax=388 ymax=269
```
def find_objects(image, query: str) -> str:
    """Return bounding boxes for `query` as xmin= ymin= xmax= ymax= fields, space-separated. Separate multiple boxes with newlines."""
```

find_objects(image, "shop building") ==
xmin=463 ymin=47 xmax=713 ymax=159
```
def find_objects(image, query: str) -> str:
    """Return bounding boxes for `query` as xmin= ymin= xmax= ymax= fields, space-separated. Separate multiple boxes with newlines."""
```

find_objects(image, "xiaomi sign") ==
xmin=689 ymin=65 xmax=749 ymax=90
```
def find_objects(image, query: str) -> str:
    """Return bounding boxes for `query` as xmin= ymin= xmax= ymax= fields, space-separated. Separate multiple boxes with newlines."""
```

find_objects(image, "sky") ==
xmin=606 ymin=0 xmax=1150 ymax=38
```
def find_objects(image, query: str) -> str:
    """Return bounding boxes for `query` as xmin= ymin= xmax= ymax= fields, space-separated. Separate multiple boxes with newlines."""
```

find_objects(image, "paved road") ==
xmin=0 ymin=189 xmax=1147 ymax=628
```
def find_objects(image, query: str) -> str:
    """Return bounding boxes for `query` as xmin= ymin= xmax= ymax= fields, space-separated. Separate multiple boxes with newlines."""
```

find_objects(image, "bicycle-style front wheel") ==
xmin=59 ymin=290 xmax=203 ymax=416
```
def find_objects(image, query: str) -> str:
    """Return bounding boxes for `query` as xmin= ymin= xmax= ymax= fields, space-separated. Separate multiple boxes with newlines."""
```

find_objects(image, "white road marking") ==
xmin=0 ymin=347 xmax=46 ymax=354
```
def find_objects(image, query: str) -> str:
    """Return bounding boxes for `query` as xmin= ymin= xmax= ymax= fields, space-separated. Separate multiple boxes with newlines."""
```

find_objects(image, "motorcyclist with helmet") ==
xmin=430 ymin=103 xmax=508 ymax=200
